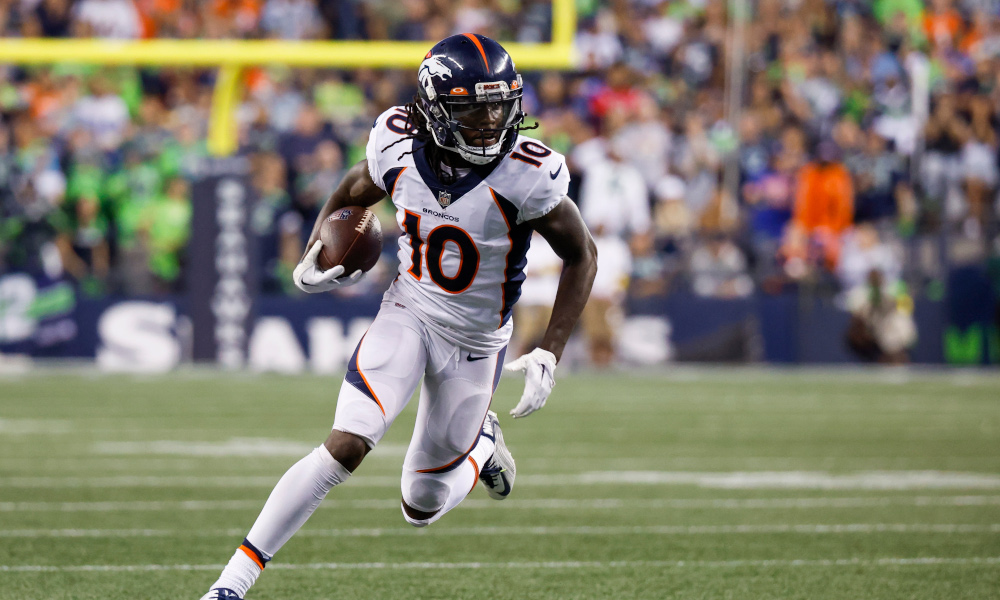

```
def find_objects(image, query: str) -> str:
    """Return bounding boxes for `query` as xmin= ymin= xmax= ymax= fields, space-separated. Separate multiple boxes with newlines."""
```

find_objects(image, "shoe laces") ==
xmin=480 ymin=460 xmax=505 ymax=483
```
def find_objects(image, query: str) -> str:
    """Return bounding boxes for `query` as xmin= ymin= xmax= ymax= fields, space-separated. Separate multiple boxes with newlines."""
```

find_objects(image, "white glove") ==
xmin=503 ymin=347 xmax=557 ymax=418
xmin=292 ymin=240 xmax=366 ymax=293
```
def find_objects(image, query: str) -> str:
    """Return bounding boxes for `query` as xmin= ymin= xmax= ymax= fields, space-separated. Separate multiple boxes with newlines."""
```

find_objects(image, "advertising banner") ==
xmin=187 ymin=157 xmax=258 ymax=368
xmin=0 ymin=271 xmax=76 ymax=355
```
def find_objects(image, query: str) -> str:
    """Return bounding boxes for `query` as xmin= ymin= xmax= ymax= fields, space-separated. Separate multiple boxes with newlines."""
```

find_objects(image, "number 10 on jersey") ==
xmin=402 ymin=211 xmax=480 ymax=294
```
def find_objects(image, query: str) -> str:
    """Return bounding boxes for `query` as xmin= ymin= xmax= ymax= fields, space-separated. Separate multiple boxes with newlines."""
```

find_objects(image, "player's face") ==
xmin=450 ymin=99 xmax=518 ymax=147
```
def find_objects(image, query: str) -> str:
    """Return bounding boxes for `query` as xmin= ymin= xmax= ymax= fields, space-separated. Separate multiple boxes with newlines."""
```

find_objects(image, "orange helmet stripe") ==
xmin=462 ymin=33 xmax=490 ymax=71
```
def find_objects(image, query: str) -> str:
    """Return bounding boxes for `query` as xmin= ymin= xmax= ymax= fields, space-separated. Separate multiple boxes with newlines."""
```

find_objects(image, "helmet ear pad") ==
xmin=416 ymin=99 xmax=455 ymax=152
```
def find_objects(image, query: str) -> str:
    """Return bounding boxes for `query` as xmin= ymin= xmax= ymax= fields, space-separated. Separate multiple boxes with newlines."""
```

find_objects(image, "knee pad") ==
xmin=401 ymin=472 xmax=449 ymax=515
xmin=400 ymin=503 xmax=432 ymax=528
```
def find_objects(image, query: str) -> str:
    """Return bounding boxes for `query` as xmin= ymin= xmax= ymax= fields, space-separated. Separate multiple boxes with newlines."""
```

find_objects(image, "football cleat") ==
xmin=199 ymin=589 xmax=243 ymax=600
xmin=478 ymin=411 xmax=516 ymax=500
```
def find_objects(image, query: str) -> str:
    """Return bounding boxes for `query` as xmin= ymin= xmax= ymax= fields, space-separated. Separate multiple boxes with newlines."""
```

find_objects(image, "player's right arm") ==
xmin=293 ymin=159 xmax=386 ymax=293
xmin=295 ymin=107 xmax=412 ymax=293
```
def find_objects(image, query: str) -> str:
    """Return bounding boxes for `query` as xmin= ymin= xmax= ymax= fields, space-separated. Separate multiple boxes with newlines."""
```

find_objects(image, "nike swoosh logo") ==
xmin=467 ymin=355 xmax=490 ymax=362
xmin=549 ymin=164 xmax=562 ymax=180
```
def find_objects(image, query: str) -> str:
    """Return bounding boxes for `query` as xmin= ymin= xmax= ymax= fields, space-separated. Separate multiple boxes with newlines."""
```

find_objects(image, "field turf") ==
xmin=0 ymin=368 xmax=998 ymax=599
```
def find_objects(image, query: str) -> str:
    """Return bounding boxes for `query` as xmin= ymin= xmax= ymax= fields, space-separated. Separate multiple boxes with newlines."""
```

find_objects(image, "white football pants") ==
xmin=332 ymin=301 xmax=506 ymax=513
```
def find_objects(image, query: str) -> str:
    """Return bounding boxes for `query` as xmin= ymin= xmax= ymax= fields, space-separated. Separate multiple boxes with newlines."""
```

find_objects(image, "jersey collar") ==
xmin=411 ymin=141 xmax=502 ymax=207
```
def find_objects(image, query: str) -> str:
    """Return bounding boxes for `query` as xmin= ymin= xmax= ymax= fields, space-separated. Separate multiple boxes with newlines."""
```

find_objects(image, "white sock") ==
xmin=402 ymin=432 xmax=495 ymax=527
xmin=210 ymin=543 xmax=264 ymax=598
xmin=209 ymin=446 xmax=351 ymax=596
xmin=470 ymin=427 xmax=496 ymax=470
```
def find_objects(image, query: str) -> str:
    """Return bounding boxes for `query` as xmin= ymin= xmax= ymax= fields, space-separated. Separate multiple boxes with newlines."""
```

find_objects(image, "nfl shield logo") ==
xmin=437 ymin=190 xmax=452 ymax=209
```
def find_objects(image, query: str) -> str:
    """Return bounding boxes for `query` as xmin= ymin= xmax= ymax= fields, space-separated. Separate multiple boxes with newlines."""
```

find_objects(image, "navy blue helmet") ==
xmin=416 ymin=34 xmax=525 ymax=165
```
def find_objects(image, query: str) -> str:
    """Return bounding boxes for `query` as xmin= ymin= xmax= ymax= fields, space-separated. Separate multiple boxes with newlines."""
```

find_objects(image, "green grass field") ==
xmin=1 ymin=368 xmax=998 ymax=599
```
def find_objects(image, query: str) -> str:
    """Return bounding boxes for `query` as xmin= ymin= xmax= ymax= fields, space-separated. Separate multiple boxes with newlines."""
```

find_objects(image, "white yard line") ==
xmin=6 ymin=470 xmax=1000 ymax=489
xmin=4 ymin=524 xmax=999 ymax=538
xmin=0 ymin=475 xmax=399 ymax=488
xmin=2 ymin=557 xmax=999 ymax=573
xmin=3 ymin=496 xmax=1000 ymax=513
xmin=0 ymin=418 xmax=72 ymax=434
xmin=543 ymin=471 xmax=1000 ymax=489
xmin=91 ymin=440 xmax=409 ymax=458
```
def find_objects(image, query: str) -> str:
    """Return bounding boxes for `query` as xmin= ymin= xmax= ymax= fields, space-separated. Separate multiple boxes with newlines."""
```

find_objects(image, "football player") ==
xmin=200 ymin=33 xmax=596 ymax=599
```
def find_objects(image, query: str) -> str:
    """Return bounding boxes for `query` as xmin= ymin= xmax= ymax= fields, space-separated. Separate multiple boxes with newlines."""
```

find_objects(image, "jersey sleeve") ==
xmin=366 ymin=106 xmax=412 ymax=193
xmin=515 ymin=144 xmax=570 ymax=224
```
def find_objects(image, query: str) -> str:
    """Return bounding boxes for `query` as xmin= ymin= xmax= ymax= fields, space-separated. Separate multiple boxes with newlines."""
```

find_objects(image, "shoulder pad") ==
xmin=489 ymin=135 xmax=570 ymax=223
xmin=366 ymin=106 xmax=418 ymax=192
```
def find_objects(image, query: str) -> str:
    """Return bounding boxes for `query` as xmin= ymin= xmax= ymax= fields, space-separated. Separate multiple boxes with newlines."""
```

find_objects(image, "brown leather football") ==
xmin=317 ymin=206 xmax=383 ymax=274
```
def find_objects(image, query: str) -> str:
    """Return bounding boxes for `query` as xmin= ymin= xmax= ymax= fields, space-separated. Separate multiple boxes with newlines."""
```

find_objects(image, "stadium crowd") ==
xmin=1 ymin=0 xmax=998 ymax=316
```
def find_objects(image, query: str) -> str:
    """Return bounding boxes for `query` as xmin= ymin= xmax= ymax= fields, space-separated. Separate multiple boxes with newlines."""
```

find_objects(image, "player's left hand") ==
xmin=293 ymin=240 xmax=366 ymax=293
xmin=504 ymin=347 xmax=557 ymax=418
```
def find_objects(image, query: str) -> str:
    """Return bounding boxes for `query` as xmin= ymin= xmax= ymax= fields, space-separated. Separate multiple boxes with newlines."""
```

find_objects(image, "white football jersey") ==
xmin=366 ymin=106 xmax=570 ymax=354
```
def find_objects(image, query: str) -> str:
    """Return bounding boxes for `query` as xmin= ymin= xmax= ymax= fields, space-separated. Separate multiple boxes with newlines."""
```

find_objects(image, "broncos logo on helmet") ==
xmin=417 ymin=56 xmax=463 ymax=101
xmin=415 ymin=33 xmax=525 ymax=166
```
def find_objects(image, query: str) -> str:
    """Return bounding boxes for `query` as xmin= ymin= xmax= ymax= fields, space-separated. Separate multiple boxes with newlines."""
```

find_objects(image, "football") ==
xmin=317 ymin=206 xmax=383 ymax=274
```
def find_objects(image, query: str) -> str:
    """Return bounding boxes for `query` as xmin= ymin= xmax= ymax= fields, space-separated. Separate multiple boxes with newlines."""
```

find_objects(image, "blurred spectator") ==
xmin=578 ymin=138 xmax=652 ymax=247
xmin=56 ymin=194 xmax=109 ymax=296
xmin=962 ymin=94 xmax=999 ymax=228
xmin=837 ymin=223 xmax=904 ymax=293
xmin=588 ymin=62 xmax=646 ymax=122
xmin=35 ymin=0 xmax=74 ymax=38
xmin=582 ymin=229 xmax=632 ymax=367
xmin=453 ymin=0 xmax=496 ymax=37
xmin=613 ymin=96 xmax=672 ymax=187
xmin=786 ymin=141 xmax=854 ymax=273
xmin=922 ymin=93 xmax=967 ymax=217
xmin=738 ymin=114 xmax=770 ymax=185
xmin=73 ymin=75 xmax=130 ymax=152
xmin=846 ymin=131 xmax=909 ymax=224
xmin=159 ymin=118 xmax=208 ymax=180
xmin=742 ymin=156 xmax=795 ymax=267
xmin=138 ymin=177 xmax=191 ymax=292
xmin=251 ymin=153 xmax=295 ymax=293
xmin=261 ymin=0 xmax=323 ymax=39
xmin=296 ymin=140 xmax=343 ymax=209
xmin=689 ymin=235 xmax=754 ymax=299
xmin=313 ymin=74 xmax=366 ymax=132
xmin=512 ymin=233 xmax=561 ymax=358
xmin=262 ymin=69 xmax=307 ymax=133
xmin=652 ymin=173 xmax=693 ymax=252
xmin=788 ymin=48 xmax=843 ymax=136
xmin=845 ymin=269 xmax=917 ymax=364
xmin=674 ymin=114 xmax=724 ymax=222
xmin=924 ymin=0 xmax=964 ymax=49
xmin=105 ymin=143 xmax=161 ymax=245
xmin=279 ymin=105 xmax=338 ymax=194
xmin=394 ymin=0 xmax=431 ymax=41
xmin=576 ymin=9 xmax=624 ymax=71
xmin=73 ymin=0 xmax=141 ymax=38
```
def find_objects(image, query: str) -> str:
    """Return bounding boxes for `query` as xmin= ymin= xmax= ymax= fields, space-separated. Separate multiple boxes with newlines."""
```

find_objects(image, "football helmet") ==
xmin=416 ymin=33 xmax=525 ymax=166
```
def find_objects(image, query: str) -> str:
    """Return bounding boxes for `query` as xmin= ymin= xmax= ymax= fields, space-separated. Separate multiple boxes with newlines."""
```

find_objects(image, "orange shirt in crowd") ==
xmin=135 ymin=0 xmax=181 ymax=37
xmin=210 ymin=0 xmax=262 ymax=20
xmin=793 ymin=162 xmax=854 ymax=235
xmin=924 ymin=10 xmax=963 ymax=47
xmin=21 ymin=82 xmax=61 ymax=129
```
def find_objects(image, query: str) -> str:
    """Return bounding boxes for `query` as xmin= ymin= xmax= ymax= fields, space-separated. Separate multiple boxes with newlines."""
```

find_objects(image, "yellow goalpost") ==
xmin=0 ymin=0 xmax=576 ymax=155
